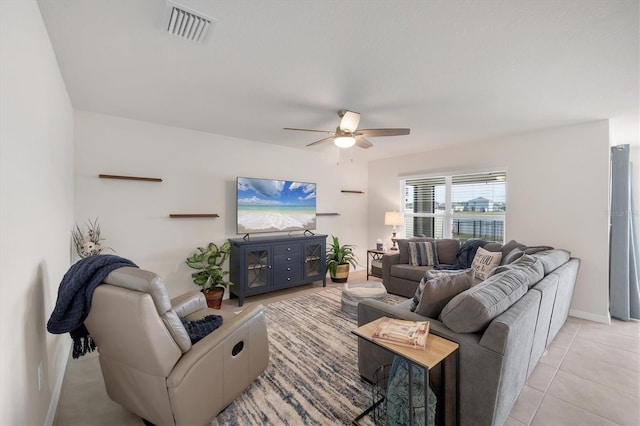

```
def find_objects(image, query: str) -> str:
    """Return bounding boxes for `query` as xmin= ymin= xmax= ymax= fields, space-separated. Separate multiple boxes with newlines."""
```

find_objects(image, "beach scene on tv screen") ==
xmin=237 ymin=177 xmax=317 ymax=233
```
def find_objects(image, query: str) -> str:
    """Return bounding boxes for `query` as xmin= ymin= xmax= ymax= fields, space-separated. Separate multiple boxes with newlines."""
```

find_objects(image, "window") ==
xmin=402 ymin=171 xmax=506 ymax=243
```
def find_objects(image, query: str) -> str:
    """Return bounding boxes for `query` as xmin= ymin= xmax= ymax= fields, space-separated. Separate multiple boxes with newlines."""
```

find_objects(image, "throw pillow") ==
xmin=409 ymin=275 xmax=428 ymax=312
xmin=471 ymin=247 xmax=502 ymax=280
xmin=410 ymin=268 xmax=473 ymax=312
xmin=425 ymin=268 xmax=471 ymax=280
xmin=502 ymin=248 xmax=525 ymax=265
xmin=414 ymin=269 xmax=475 ymax=318
xmin=523 ymin=245 xmax=554 ymax=255
xmin=408 ymin=241 xmax=438 ymax=267
xmin=397 ymin=238 xmax=433 ymax=264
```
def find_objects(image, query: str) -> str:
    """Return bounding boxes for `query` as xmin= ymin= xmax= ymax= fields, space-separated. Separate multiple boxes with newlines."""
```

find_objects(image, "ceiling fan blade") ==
xmin=355 ymin=136 xmax=373 ymax=149
xmin=356 ymin=128 xmax=411 ymax=137
xmin=339 ymin=110 xmax=360 ymax=132
xmin=284 ymin=127 xmax=334 ymax=134
xmin=306 ymin=136 xmax=336 ymax=147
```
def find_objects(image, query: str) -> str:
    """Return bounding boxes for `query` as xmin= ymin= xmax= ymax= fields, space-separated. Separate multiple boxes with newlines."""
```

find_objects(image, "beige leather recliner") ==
xmin=84 ymin=267 xmax=270 ymax=425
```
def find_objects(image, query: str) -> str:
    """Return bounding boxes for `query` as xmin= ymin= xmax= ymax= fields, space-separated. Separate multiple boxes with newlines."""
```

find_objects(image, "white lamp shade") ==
xmin=384 ymin=211 xmax=403 ymax=226
xmin=334 ymin=136 xmax=356 ymax=148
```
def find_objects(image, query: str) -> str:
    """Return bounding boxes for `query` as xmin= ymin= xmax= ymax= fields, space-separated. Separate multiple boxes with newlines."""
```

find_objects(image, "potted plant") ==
xmin=186 ymin=241 xmax=232 ymax=309
xmin=326 ymin=235 xmax=358 ymax=283
xmin=71 ymin=218 xmax=113 ymax=258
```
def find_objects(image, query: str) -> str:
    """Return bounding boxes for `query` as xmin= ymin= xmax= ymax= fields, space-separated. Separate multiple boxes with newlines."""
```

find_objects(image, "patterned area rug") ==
xmin=213 ymin=287 xmax=406 ymax=425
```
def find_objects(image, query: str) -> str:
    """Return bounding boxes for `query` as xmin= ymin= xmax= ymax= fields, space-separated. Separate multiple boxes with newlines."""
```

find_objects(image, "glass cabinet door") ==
xmin=247 ymin=248 xmax=270 ymax=288
xmin=304 ymin=243 xmax=323 ymax=279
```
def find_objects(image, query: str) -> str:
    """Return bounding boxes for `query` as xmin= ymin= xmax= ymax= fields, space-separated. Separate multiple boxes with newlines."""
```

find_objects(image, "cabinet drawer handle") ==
xmin=287 ymin=277 xmax=291 ymax=281
xmin=287 ymin=247 xmax=291 ymax=251
xmin=287 ymin=257 xmax=291 ymax=261
xmin=287 ymin=267 xmax=291 ymax=271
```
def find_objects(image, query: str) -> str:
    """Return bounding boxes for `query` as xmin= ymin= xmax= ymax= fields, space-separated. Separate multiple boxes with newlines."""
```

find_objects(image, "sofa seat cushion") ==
xmin=391 ymin=264 xmax=433 ymax=282
xmin=439 ymin=267 xmax=531 ymax=333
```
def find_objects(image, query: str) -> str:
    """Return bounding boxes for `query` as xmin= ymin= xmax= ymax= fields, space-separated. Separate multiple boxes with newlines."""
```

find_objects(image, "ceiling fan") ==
xmin=284 ymin=110 xmax=410 ymax=149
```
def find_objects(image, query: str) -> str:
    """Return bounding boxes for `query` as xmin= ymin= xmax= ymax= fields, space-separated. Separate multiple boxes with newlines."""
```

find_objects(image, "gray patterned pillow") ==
xmin=408 ymin=241 xmax=438 ymax=266
xmin=410 ymin=274 xmax=429 ymax=311
xmin=410 ymin=268 xmax=474 ymax=313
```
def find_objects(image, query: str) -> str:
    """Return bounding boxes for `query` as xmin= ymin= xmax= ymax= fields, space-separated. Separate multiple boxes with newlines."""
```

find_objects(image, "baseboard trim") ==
xmin=569 ymin=308 xmax=611 ymax=324
xmin=45 ymin=340 xmax=71 ymax=426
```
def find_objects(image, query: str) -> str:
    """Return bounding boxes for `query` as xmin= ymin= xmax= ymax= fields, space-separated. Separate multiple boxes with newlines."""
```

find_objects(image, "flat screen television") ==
xmin=236 ymin=177 xmax=317 ymax=234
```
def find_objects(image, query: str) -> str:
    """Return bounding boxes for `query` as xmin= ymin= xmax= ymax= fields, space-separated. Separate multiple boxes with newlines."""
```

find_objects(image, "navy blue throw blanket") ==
xmin=47 ymin=255 xmax=138 ymax=358
xmin=179 ymin=315 xmax=223 ymax=344
xmin=436 ymin=239 xmax=487 ymax=270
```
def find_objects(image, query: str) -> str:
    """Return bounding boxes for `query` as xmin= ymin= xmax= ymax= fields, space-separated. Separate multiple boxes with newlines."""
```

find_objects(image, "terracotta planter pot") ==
xmin=203 ymin=288 xmax=224 ymax=309
xmin=330 ymin=263 xmax=350 ymax=283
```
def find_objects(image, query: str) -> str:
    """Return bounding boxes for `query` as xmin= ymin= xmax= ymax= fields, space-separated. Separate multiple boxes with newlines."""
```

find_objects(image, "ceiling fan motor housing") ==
xmin=283 ymin=109 xmax=409 ymax=149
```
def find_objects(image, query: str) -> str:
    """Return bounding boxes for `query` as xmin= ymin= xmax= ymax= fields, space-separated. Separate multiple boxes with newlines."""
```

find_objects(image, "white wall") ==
xmin=368 ymin=121 xmax=611 ymax=323
xmin=0 ymin=1 xmax=75 ymax=424
xmin=74 ymin=111 xmax=370 ymax=298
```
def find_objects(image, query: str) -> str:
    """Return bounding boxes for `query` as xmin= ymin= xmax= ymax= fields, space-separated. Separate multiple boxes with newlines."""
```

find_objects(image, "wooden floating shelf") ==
xmin=341 ymin=190 xmax=364 ymax=194
xmin=99 ymin=174 xmax=162 ymax=182
xmin=169 ymin=214 xmax=220 ymax=218
xmin=317 ymin=213 xmax=340 ymax=216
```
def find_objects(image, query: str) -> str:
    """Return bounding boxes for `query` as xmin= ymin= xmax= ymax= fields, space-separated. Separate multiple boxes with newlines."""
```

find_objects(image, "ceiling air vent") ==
xmin=162 ymin=1 xmax=214 ymax=43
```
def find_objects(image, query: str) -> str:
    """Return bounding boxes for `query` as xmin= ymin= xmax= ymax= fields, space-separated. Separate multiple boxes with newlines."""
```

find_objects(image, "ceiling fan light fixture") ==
xmin=334 ymin=136 xmax=356 ymax=148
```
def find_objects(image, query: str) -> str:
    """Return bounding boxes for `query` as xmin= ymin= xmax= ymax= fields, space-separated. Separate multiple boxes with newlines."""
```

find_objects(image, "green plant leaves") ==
xmin=186 ymin=241 xmax=233 ymax=290
xmin=325 ymin=235 xmax=358 ymax=275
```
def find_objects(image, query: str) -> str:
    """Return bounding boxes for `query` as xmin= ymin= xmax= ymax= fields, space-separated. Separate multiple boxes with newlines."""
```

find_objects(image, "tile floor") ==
xmin=54 ymin=270 xmax=640 ymax=425
xmin=505 ymin=311 xmax=639 ymax=426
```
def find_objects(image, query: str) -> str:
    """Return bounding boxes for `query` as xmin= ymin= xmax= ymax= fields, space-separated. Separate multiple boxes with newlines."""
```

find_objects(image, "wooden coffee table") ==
xmin=352 ymin=317 xmax=459 ymax=425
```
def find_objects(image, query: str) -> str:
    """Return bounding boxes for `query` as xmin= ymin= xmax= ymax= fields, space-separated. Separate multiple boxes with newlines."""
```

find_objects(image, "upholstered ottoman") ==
xmin=341 ymin=281 xmax=388 ymax=319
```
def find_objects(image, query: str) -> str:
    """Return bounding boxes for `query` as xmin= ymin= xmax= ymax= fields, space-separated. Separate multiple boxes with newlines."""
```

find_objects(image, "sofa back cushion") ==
xmin=532 ymin=249 xmax=571 ymax=274
xmin=439 ymin=267 xmax=530 ymax=333
xmin=434 ymin=239 xmax=461 ymax=265
xmin=492 ymin=254 xmax=545 ymax=288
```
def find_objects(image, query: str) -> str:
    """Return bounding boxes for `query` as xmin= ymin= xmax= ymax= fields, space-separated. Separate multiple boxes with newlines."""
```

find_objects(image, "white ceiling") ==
xmin=37 ymin=0 xmax=639 ymax=161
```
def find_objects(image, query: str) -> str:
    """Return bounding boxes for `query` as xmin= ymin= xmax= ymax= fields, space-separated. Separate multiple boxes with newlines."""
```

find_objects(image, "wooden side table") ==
xmin=366 ymin=249 xmax=389 ymax=280
xmin=352 ymin=317 xmax=459 ymax=426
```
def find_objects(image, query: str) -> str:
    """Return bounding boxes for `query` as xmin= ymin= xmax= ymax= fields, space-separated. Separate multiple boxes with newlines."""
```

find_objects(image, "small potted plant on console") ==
xmin=186 ymin=241 xmax=232 ymax=309
xmin=326 ymin=235 xmax=358 ymax=283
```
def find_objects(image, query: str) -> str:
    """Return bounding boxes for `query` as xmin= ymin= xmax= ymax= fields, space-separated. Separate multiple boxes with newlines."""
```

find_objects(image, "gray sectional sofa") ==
xmin=359 ymin=239 xmax=580 ymax=426
xmin=383 ymin=238 xmax=509 ymax=298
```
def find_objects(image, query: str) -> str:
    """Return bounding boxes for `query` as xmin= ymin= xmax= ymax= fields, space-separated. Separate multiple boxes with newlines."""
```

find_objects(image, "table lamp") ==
xmin=384 ymin=211 xmax=403 ymax=250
